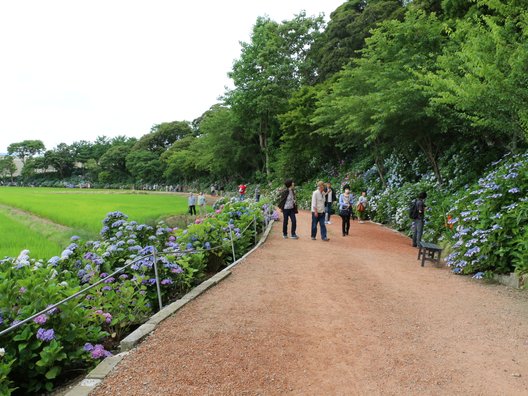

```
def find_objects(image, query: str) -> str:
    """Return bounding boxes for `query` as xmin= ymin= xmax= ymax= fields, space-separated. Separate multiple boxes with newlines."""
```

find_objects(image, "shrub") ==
xmin=0 ymin=199 xmax=269 ymax=394
xmin=445 ymin=153 xmax=528 ymax=276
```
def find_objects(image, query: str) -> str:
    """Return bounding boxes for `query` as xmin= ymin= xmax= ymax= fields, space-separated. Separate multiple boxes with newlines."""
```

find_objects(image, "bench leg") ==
xmin=421 ymin=249 xmax=427 ymax=267
xmin=417 ymin=246 xmax=422 ymax=260
xmin=436 ymin=250 xmax=442 ymax=266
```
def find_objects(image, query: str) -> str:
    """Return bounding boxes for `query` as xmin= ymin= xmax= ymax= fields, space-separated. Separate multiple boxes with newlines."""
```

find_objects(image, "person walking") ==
xmin=311 ymin=181 xmax=329 ymax=241
xmin=339 ymin=186 xmax=353 ymax=236
xmin=277 ymin=179 xmax=298 ymax=239
xmin=210 ymin=184 xmax=216 ymax=196
xmin=254 ymin=185 xmax=261 ymax=202
xmin=188 ymin=192 xmax=197 ymax=216
xmin=238 ymin=183 xmax=247 ymax=201
xmin=357 ymin=191 xmax=368 ymax=223
xmin=411 ymin=191 xmax=427 ymax=247
xmin=324 ymin=182 xmax=337 ymax=225
xmin=198 ymin=192 xmax=207 ymax=215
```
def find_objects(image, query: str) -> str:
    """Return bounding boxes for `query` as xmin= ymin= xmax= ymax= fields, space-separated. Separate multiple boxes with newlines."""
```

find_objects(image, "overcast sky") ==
xmin=0 ymin=0 xmax=344 ymax=153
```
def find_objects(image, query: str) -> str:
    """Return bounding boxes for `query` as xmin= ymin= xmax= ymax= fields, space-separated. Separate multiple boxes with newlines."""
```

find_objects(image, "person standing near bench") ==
xmin=411 ymin=191 xmax=427 ymax=247
xmin=311 ymin=181 xmax=329 ymax=241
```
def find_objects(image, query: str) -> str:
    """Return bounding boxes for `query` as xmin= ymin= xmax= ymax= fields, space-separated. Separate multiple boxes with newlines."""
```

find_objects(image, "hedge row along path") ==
xmin=92 ymin=211 xmax=528 ymax=395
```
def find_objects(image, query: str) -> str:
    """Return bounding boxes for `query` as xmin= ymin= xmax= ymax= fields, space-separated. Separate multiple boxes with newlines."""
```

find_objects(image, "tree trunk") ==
xmin=372 ymin=140 xmax=386 ymax=187
xmin=259 ymin=116 xmax=270 ymax=177
xmin=417 ymin=137 xmax=443 ymax=185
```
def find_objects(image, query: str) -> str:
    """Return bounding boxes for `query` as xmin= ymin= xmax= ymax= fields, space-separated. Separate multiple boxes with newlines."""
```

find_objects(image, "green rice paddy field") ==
xmin=0 ymin=187 xmax=189 ymax=259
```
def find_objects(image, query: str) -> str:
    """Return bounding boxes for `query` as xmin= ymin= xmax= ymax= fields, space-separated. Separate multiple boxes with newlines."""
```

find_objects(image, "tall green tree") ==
xmin=423 ymin=0 xmax=528 ymax=152
xmin=133 ymin=121 xmax=193 ymax=154
xmin=43 ymin=143 xmax=76 ymax=178
xmin=310 ymin=0 xmax=404 ymax=82
xmin=0 ymin=156 xmax=17 ymax=182
xmin=194 ymin=105 xmax=260 ymax=179
xmin=226 ymin=13 xmax=325 ymax=176
xmin=315 ymin=9 xmax=449 ymax=183
xmin=7 ymin=140 xmax=45 ymax=165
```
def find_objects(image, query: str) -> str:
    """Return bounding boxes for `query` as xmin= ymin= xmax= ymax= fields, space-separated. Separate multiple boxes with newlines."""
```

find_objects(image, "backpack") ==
xmin=409 ymin=199 xmax=419 ymax=219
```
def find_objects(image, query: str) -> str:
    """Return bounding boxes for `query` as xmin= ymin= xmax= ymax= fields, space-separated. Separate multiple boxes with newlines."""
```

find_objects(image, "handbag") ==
xmin=339 ymin=208 xmax=350 ymax=217
xmin=293 ymin=204 xmax=298 ymax=214
xmin=357 ymin=202 xmax=365 ymax=212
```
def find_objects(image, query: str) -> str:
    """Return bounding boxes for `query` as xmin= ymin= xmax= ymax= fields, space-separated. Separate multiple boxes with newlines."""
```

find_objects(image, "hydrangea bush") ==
xmin=0 ymin=199 xmax=269 ymax=394
xmin=445 ymin=153 xmax=528 ymax=276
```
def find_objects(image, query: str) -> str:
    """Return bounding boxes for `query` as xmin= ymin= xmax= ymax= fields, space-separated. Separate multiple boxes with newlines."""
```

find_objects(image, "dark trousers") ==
xmin=189 ymin=205 xmax=196 ymax=215
xmin=282 ymin=208 xmax=297 ymax=236
xmin=412 ymin=218 xmax=424 ymax=247
xmin=311 ymin=212 xmax=327 ymax=239
xmin=341 ymin=213 xmax=350 ymax=235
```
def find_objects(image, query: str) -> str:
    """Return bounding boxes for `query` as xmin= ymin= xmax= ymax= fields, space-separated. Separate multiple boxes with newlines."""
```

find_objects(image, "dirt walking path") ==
xmin=92 ymin=211 xmax=528 ymax=395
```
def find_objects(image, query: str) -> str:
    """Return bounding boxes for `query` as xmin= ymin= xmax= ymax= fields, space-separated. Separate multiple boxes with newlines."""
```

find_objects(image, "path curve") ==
xmin=92 ymin=211 xmax=528 ymax=395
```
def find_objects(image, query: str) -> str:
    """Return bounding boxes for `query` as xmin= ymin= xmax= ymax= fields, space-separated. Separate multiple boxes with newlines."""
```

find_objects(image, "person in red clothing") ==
xmin=238 ymin=183 xmax=247 ymax=201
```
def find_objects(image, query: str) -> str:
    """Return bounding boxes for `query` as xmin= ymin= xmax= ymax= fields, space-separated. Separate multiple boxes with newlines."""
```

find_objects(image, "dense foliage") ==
xmin=3 ymin=0 xmax=527 ymax=192
xmin=0 ymin=199 xmax=270 ymax=395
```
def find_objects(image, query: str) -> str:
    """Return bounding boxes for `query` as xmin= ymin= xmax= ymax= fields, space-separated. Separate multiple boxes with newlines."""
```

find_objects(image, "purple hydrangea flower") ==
xmin=171 ymin=266 xmax=183 ymax=274
xmin=103 ymin=313 xmax=112 ymax=324
xmin=61 ymin=249 xmax=73 ymax=259
xmin=19 ymin=287 xmax=27 ymax=294
xmin=46 ymin=305 xmax=59 ymax=315
xmin=33 ymin=314 xmax=48 ymax=325
xmin=48 ymin=256 xmax=61 ymax=266
xmin=36 ymin=328 xmax=55 ymax=342
xmin=70 ymin=235 xmax=80 ymax=241
xmin=101 ymin=286 xmax=112 ymax=292
xmin=83 ymin=343 xmax=94 ymax=351
xmin=161 ymin=279 xmax=173 ymax=285
xmin=90 ymin=344 xmax=112 ymax=359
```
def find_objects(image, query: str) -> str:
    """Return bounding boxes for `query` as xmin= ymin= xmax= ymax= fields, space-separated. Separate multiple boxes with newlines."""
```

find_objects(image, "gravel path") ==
xmin=92 ymin=211 xmax=528 ymax=395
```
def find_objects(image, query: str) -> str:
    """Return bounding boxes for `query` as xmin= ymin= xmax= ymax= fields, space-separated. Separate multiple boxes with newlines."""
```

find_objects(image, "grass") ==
xmin=0 ymin=187 xmax=190 ymax=259
xmin=0 ymin=209 xmax=65 ymax=259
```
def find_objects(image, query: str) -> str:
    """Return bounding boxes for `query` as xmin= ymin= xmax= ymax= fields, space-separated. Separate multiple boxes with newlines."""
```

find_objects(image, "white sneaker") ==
xmin=327 ymin=221 xmax=332 ymax=225
xmin=359 ymin=221 xmax=365 ymax=224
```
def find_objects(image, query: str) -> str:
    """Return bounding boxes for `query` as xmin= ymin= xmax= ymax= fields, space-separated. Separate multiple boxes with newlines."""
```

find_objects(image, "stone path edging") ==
xmin=64 ymin=219 xmax=275 ymax=396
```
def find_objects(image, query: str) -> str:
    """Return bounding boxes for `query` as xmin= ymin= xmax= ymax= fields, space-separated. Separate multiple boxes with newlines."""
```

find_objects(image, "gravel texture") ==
xmin=92 ymin=211 xmax=528 ymax=395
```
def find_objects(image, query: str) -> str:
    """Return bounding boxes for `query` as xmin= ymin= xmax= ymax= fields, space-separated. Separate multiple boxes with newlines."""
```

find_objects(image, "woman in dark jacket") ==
xmin=277 ymin=179 xmax=298 ymax=239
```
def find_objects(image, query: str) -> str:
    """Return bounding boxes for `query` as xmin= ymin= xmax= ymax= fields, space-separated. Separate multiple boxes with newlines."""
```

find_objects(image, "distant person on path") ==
xmin=324 ymin=182 xmax=337 ymax=225
xmin=254 ymin=185 xmax=261 ymax=202
xmin=339 ymin=185 xmax=353 ymax=236
xmin=277 ymin=179 xmax=298 ymax=239
xmin=311 ymin=181 xmax=329 ymax=241
xmin=357 ymin=191 xmax=368 ymax=223
xmin=411 ymin=191 xmax=427 ymax=247
xmin=210 ymin=184 xmax=216 ymax=196
xmin=238 ymin=183 xmax=247 ymax=201
xmin=198 ymin=192 xmax=207 ymax=215
xmin=188 ymin=192 xmax=197 ymax=216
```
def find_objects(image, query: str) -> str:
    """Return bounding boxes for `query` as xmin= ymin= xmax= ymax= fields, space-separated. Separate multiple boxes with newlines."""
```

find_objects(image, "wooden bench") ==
xmin=417 ymin=242 xmax=443 ymax=267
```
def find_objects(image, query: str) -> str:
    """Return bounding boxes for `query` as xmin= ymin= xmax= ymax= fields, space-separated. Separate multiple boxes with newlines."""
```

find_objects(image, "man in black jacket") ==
xmin=412 ymin=191 xmax=427 ymax=247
